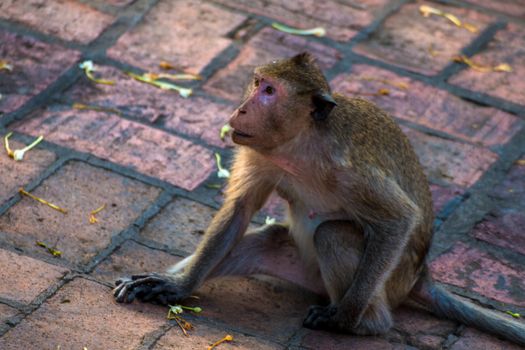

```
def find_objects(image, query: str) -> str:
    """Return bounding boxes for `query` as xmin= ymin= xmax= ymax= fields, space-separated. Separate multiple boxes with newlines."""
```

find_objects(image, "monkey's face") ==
xmin=229 ymin=73 xmax=311 ymax=151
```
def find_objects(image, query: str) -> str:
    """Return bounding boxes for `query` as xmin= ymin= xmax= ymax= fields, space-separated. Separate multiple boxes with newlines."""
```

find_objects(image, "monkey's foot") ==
xmin=303 ymin=304 xmax=339 ymax=330
xmin=113 ymin=273 xmax=189 ymax=305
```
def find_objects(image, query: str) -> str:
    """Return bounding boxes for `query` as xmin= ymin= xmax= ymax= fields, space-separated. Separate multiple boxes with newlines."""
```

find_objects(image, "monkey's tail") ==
xmin=410 ymin=269 xmax=525 ymax=346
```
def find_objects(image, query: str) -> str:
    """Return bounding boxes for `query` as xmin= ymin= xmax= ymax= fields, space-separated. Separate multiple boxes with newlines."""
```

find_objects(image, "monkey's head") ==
xmin=229 ymin=52 xmax=337 ymax=151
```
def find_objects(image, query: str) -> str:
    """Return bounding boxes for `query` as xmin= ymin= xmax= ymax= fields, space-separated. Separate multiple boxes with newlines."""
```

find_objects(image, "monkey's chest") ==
xmin=276 ymin=180 xmax=347 ymax=266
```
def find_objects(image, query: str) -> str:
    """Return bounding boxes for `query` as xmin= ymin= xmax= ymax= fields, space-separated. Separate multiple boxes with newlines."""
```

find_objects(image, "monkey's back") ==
xmin=329 ymin=95 xmax=434 ymax=305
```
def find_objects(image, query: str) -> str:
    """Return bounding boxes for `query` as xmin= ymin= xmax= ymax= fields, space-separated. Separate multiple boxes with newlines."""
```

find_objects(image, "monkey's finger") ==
xmin=113 ymin=282 xmax=127 ymax=299
xmin=127 ymin=285 xmax=151 ymax=303
xmin=115 ymin=284 xmax=131 ymax=303
xmin=131 ymin=273 xmax=162 ymax=281
xmin=157 ymin=293 xmax=168 ymax=305
xmin=115 ymin=277 xmax=132 ymax=287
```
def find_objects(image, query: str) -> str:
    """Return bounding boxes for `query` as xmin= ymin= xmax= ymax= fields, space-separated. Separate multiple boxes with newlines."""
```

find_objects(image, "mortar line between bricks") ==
xmin=433 ymin=0 xmax=525 ymax=24
xmin=0 ymin=153 xmax=84 ymax=218
xmin=0 ymin=65 xmax=83 ymax=128
xmin=82 ymin=0 xmax=161 ymax=58
xmin=0 ymin=19 xmax=86 ymax=51
xmin=429 ymin=125 xmax=525 ymax=261
xmin=83 ymin=190 xmax=175 ymax=273
xmin=0 ymin=0 xmax=159 ymax=128
xmin=0 ymin=272 xmax=75 ymax=337
xmin=342 ymin=52 xmax=525 ymax=117
xmin=1 ymin=128 xmax=225 ymax=207
xmin=437 ymin=20 xmax=507 ymax=81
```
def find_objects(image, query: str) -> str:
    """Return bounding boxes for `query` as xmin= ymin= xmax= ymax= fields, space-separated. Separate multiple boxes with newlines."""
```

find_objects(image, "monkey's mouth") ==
xmin=232 ymin=130 xmax=253 ymax=138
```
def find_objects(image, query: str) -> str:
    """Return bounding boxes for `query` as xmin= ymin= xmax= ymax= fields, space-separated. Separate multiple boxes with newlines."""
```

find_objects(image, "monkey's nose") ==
xmin=238 ymin=108 xmax=247 ymax=114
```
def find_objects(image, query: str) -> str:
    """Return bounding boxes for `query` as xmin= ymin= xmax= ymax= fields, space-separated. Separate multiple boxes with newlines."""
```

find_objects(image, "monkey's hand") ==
xmin=113 ymin=273 xmax=190 ymax=305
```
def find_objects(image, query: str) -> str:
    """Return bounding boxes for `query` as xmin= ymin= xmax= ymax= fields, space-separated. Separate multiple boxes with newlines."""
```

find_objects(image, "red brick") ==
xmin=0 ymin=248 xmax=68 ymax=304
xmin=409 ymin=334 xmax=445 ymax=349
xmin=108 ymin=0 xmax=245 ymax=73
xmin=331 ymin=65 xmax=522 ymax=147
xmin=14 ymin=107 xmax=215 ymax=191
xmin=402 ymin=127 xmax=498 ymax=188
xmin=0 ymin=303 xmax=18 ymax=324
xmin=140 ymin=197 xmax=216 ymax=253
xmin=430 ymin=242 xmax=525 ymax=306
xmin=450 ymin=328 xmax=524 ymax=350
xmin=449 ymin=23 xmax=525 ymax=107
xmin=464 ymin=0 xmax=525 ymax=23
xmin=212 ymin=0 xmax=390 ymax=42
xmin=471 ymin=212 xmax=525 ymax=256
xmin=92 ymin=240 xmax=182 ymax=284
xmin=0 ymin=134 xmax=56 ymax=206
xmin=67 ymin=64 xmax=234 ymax=147
xmin=204 ymin=27 xmax=341 ymax=102
xmin=0 ymin=0 xmax=113 ymax=44
xmin=0 ymin=30 xmax=80 ymax=114
xmin=354 ymin=2 xmax=494 ymax=75
xmin=393 ymin=306 xmax=456 ymax=337
xmin=430 ymin=184 xmax=463 ymax=213
xmin=301 ymin=329 xmax=394 ymax=350
xmin=193 ymin=276 xmax=318 ymax=342
xmin=154 ymin=321 xmax=281 ymax=350
xmin=0 ymin=278 xmax=166 ymax=350
xmin=0 ymin=161 xmax=161 ymax=268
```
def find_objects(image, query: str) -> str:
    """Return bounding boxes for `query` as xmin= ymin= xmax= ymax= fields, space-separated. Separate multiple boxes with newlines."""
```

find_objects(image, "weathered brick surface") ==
xmin=108 ymin=0 xmax=245 ymax=73
xmin=154 ymin=321 xmax=282 ymax=350
xmin=0 ymin=30 xmax=80 ymax=115
xmin=0 ymin=0 xmax=113 ymax=44
xmin=354 ymin=2 xmax=493 ymax=75
xmin=0 ymin=161 xmax=160 ymax=268
xmin=301 ymin=330 xmax=394 ymax=350
xmin=193 ymin=276 xmax=318 ymax=342
xmin=430 ymin=184 xmax=463 ymax=214
xmin=402 ymin=126 xmax=498 ymax=188
xmin=0 ymin=135 xmax=56 ymax=206
xmin=430 ymin=242 xmax=525 ymax=306
xmin=450 ymin=328 xmax=524 ymax=350
xmin=449 ymin=23 xmax=525 ymax=107
xmin=331 ymin=65 xmax=522 ymax=147
xmin=464 ymin=0 xmax=525 ymax=18
xmin=0 ymin=303 xmax=18 ymax=325
xmin=471 ymin=212 xmax=525 ymax=256
xmin=140 ymin=197 xmax=215 ymax=253
xmin=393 ymin=306 xmax=456 ymax=336
xmin=212 ymin=0 xmax=390 ymax=42
xmin=14 ymin=107 xmax=214 ymax=190
xmin=472 ymin=158 xmax=525 ymax=255
xmin=0 ymin=278 xmax=166 ymax=350
xmin=0 ymin=248 xmax=67 ymax=304
xmin=205 ymin=27 xmax=341 ymax=102
xmin=92 ymin=240 xmax=182 ymax=284
xmin=67 ymin=64 xmax=234 ymax=147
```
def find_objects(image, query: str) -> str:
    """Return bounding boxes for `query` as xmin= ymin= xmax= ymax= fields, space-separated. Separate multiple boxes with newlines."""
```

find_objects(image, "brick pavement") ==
xmin=0 ymin=0 xmax=524 ymax=349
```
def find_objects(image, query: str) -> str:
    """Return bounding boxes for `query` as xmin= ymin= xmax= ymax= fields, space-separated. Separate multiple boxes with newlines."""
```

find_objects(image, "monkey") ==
xmin=114 ymin=52 xmax=525 ymax=345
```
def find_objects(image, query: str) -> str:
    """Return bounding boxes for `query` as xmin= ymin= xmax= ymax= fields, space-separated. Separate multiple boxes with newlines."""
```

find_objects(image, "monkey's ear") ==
xmin=312 ymin=92 xmax=337 ymax=121
xmin=291 ymin=52 xmax=315 ymax=67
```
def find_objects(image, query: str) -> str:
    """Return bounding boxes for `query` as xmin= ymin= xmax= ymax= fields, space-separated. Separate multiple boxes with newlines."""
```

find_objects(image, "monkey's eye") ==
xmin=264 ymin=86 xmax=275 ymax=95
xmin=254 ymin=78 xmax=260 ymax=87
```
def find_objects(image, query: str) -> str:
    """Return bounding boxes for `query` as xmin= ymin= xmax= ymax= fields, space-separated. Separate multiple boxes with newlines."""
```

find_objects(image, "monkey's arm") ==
xmin=342 ymin=173 xmax=420 ymax=327
xmin=114 ymin=151 xmax=275 ymax=304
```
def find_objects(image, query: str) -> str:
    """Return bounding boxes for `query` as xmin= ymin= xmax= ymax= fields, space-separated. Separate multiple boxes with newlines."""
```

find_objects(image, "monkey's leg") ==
xmin=170 ymin=223 xmax=326 ymax=295
xmin=303 ymin=220 xmax=393 ymax=335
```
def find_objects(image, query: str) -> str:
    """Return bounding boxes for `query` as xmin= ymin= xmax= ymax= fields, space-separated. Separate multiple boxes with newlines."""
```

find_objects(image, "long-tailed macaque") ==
xmin=114 ymin=52 xmax=525 ymax=345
